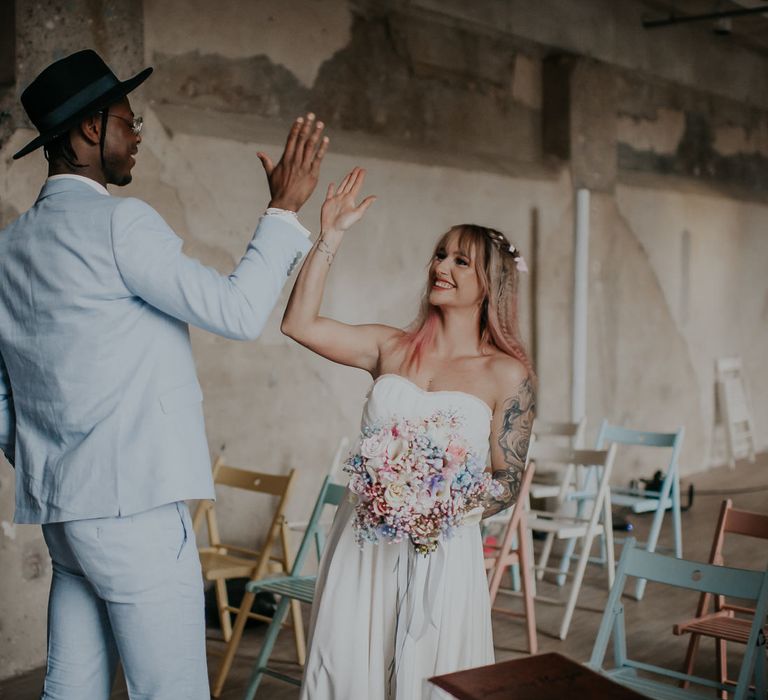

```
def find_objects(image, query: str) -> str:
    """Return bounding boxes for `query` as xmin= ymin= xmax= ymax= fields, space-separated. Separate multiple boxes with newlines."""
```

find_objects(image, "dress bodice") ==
xmin=362 ymin=374 xmax=493 ymax=466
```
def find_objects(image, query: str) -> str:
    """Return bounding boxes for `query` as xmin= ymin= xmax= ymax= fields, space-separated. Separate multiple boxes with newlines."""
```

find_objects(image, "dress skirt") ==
xmin=299 ymin=494 xmax=495 ymax=700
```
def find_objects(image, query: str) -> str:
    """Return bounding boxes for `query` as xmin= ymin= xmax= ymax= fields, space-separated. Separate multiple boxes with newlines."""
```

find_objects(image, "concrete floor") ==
xmin=2 ymin=454 xmax=767 ymax=699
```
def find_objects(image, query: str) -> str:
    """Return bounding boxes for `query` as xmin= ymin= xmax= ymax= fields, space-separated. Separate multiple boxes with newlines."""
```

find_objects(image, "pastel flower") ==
xmin=384 ymin=482 xmax=407 ymax=508
xmin=386 ymin=437 xmax=408 ymax=462
xmin=361 ymin=432 xmax=390 ymax=460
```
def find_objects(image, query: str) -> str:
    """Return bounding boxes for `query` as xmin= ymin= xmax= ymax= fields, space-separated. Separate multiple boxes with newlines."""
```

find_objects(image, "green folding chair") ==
xmin=241 ymin=475 xmax=347 ymax=699
xmin=588 ymin=538 xmax=768 ymax=700
xmin=559 ymin=421 xmax=684 ymax=600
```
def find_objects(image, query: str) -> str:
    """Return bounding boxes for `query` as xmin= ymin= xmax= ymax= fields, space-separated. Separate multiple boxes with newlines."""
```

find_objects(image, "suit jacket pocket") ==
xmin=159 ymin=381 xmax=203 ymax=414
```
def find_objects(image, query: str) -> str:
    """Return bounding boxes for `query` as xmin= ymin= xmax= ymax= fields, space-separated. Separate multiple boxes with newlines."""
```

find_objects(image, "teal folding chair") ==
xmin=588 ymin=538 xmax=768 ymax=700
xmin=558 ymin=421 xmax=684 ymax=599
xmin=241 ymin=476 xmax=347 ymax=699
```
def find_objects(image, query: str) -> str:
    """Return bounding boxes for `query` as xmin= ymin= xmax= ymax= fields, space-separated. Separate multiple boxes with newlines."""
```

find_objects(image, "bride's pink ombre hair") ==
xmin=400 ymin=224 xmax=533 ymax=375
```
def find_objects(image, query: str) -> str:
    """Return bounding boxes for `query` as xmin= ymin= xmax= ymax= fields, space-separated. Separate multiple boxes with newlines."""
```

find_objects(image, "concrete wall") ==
xmin=1 ymin=0 xmax=767 ymax=679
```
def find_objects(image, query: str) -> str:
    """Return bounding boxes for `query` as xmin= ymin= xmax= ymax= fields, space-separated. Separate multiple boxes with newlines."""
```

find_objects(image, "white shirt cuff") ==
xmin=264 ymin=208 xmax=312 ymax=239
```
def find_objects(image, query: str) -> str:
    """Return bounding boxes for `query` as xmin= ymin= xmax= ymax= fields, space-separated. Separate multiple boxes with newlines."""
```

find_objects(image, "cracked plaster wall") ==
xmin=1 ymin=0 xmax=768 ymax=681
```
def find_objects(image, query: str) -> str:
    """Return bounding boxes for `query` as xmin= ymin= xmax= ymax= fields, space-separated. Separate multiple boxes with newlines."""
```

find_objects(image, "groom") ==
xmin=0 ymin=50 xmax=326 ymax=698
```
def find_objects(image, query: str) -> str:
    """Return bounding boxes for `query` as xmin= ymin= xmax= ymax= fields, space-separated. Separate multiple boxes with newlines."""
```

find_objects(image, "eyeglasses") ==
xmin=103 ymin=113 xmax=143 ymax=135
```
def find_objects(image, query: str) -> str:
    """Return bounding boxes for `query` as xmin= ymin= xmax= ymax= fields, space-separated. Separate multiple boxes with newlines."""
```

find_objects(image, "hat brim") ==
xmin=12 ymin=66 xmax=153 ymax=160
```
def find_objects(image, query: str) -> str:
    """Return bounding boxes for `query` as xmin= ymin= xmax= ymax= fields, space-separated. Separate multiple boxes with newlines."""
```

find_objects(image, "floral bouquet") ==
xmin=343 ymin=410 xmax=502 ymax=555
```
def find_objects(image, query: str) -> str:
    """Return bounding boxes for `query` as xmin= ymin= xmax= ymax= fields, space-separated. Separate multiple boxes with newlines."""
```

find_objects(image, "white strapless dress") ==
xmin=299 ymin=374 xmax=495 ymax=700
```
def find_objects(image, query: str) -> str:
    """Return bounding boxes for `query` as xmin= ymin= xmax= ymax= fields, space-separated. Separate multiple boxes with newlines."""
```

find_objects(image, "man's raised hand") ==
xmin=258 ymin=113 xmax=329 ymax=212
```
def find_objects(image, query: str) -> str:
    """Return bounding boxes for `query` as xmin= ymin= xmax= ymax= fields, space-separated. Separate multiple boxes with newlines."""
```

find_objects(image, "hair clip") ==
xmin=508 ymin=243 xmax=529 ymax=273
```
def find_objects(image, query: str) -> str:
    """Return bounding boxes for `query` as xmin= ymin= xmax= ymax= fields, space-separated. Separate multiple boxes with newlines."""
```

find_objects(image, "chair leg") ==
xmin=242 ymin=597 xmax=293 ymax=700
xmin=558 ymin=530 xmax=596 ymax=640
xmin=716 ymin=638 xmax=728 ymax=700
xmin=509 ymin=531 xmax=521 ymax=592
xmin=537 ymin=532 xmax=555 ymax=582
xmin=556 ymin=535 xmax=578 ymax=588
xmin=680 ymin=633 xmax=700 ymax=689
xmin=603 ymin=497 xmax=615 ymax=589
xmin=672 ymin=472 xmax=683 ymax=559
xmin=289 ymin=597 xmax=307 ymax=665
xmin=214 ymin=577 xmax=233 ymax=642
xmin=518 ymin=522 xmax=538 ymax=654
xmin=524 ymin=526 xmax=537 ymax=597
xmin=635 ymin=499 xmax=667 ymax=601
xmin=212 ymin=589 xmax=256 ymax=698
xmin=487 ymin=552 xmax=507 ymax=607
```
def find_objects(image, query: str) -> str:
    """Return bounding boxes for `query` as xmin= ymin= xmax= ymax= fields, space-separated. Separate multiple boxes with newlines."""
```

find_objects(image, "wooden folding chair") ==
xmin=526 ymin=443 xmax=617 ymax=640
xmin=241 ymin=475 xmax=347 ymax=699
xmin=589 ymin=538 xmax=768 ymax=700
xmin=191 ymin=457 xmax=301 ymax=698
xmin=484 ymin=461 xmax=538 ymax=653
xmin=673 ymin=499 xmax=768 ymax=699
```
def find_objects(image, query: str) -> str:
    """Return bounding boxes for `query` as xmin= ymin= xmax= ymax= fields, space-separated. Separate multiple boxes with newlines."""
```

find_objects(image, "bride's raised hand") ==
xmin=321 ymin=167 xmax=376 ymax=235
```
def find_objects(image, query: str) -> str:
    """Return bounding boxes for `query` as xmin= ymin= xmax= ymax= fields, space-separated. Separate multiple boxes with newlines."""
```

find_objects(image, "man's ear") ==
xmin=78 ymin=112 xmax=103 ymax=147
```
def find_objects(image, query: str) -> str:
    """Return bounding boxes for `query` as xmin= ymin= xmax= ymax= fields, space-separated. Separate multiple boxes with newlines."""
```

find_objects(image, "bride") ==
xmin=282 ymin=167 xmax=535 ymax=699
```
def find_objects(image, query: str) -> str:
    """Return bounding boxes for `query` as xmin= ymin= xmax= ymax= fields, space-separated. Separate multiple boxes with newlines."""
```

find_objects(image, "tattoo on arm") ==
xmin=483 ymin=376 xmax=536 ymax=518
xmin=316 ymin=238 xmax=335 ymax=265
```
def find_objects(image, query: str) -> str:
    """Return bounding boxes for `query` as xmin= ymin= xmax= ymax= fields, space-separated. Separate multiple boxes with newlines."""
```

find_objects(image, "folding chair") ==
xmin=589 ymin=538 xmax=768 ymax=700
xmin=191 ymin=458 xmax=300 ymax=698
xmin=526 ymin=443 xmax=617 ymax=640
xmin=484 ymin=460 xmax=538 ymax=653
xmin=673 ymin=499 xmax=768 ymax=698
xmin=598 ymin=421 xmax=685 ymax=600
xmin=241 ymin=475 xmax=347 ymax=699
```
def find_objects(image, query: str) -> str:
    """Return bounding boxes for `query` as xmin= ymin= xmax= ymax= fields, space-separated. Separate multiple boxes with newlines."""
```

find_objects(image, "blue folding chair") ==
xmin=558 ymin=421 xmax=684 ymax=599
xmin=240 ymin=476 xmax=347 ymax=699
xmin=588 ymin=538 xmax=768 ymax=700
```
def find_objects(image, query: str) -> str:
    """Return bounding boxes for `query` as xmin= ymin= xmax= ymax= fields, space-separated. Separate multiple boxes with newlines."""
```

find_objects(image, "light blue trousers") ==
xmin=40 ymin=501 xmax=209 ymax=700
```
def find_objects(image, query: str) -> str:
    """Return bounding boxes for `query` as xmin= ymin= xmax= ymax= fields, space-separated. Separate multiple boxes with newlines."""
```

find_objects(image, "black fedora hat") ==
xmin=13 ymin=49 xmax=152 ymax=160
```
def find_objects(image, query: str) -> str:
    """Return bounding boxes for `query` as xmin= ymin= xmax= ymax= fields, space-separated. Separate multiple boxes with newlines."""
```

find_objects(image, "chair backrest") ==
xmin=527 ymin=443 xmax=616 ymax=514
xmin=589 ymin=538 xmax=768 ymax=699
xmin=532 ymin=418 xmax=586 ymax=447
xmin=289 ymin=476 xmax=347 ymax=576
xmin=595 ymin=420 xmax=684 ymax=496
xmin=193 ymin=457 xmax=296 ymax=561
xmin=596 ymin=420 xmax=683 ymax=449
xmin=691 ymin=498 xmax=768 ymax=625
xmin=528 ymin=443 xmax=616 ymax=480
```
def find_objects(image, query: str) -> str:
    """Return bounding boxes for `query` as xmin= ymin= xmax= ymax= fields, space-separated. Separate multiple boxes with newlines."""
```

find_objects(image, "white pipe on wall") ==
xmin=571 ymin=188 xmax=590 ymax=431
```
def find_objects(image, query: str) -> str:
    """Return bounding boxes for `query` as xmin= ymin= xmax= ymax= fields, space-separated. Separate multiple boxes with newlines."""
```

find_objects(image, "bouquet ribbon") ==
xmin=390 ymin=537 xmax=449 ymax=695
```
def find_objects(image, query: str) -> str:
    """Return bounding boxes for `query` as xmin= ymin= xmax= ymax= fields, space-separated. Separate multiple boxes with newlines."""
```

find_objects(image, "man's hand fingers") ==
xmin=325 ymin=182 xmax=336 ymax=199
xmin=283 ymin=117 xmax=304 ymax=163
xmin=294 ymin=113 xmax=315 ymax=157
xmin=257 ymin=152 xmax=274 ymax=176
xmin=302 ymin=120 xmax=325 ymax=166
xmin=310 ymin=136 xmax=330 ymax=176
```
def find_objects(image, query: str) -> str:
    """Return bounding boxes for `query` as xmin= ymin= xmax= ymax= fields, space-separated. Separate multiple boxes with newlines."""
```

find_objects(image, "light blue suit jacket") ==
xmin=0 ymin=177 xmax=310 ymax=524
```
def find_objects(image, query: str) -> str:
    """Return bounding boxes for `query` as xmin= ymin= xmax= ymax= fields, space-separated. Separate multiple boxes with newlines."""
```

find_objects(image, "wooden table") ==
xmin=428 ymin=652 xmax=648 ymax=700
